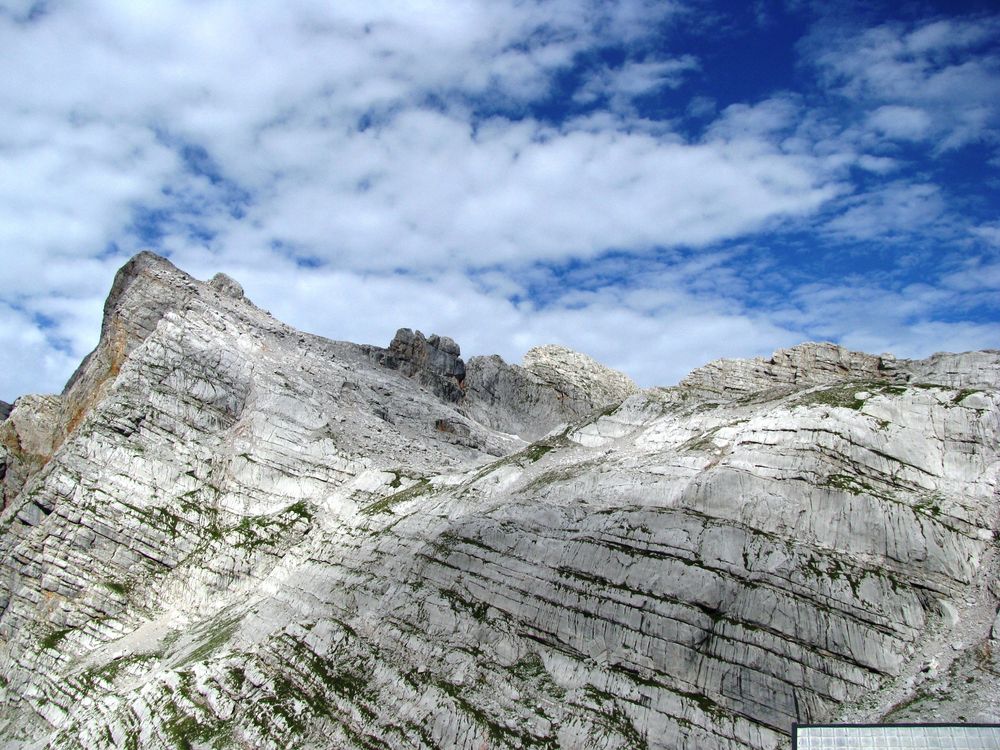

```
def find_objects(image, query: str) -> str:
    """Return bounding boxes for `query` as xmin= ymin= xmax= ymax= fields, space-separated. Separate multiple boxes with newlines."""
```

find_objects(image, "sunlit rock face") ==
xmin=0 ymin=252 xmax=997 ymax=750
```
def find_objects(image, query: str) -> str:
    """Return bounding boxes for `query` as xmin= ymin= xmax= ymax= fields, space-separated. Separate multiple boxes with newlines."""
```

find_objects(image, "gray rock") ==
xmin=369 ymin=327 xmax=467 ymax=402
xmin=680 ymin=341 xmax=896 ymax=398
xmin=208 ymin=272 xmax=246 ymax=301
xmin=461 ymin=347 xmax=637 ymax=442
xmin=0 ymin=393 xmax=64 ymax=507
xmin=522 ymin=343 xmax=638 ymax=407
xmin=0 ymin=400 xmax=11 ymax=421
xmin=0 ymin=253 xmax=998 ymax=750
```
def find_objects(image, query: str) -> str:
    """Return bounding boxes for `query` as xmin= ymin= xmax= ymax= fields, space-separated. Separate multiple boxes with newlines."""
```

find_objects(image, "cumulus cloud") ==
xmin=823 ymin=182 xmax=946 ymax=240
xmin=867 ymin=105 xmax=934 ymax=141
xmin=0 ymin=1 xmax=839 ymax=273
xmin=574 ymin=56 xmax=700 ymax=111
xmin=0 ymin=302 xmax=86 ymax=400
xmin=805 ymin=14 xmax=1000 ymax=152
xmin=0 ymin=1 xmax=997 ymax=401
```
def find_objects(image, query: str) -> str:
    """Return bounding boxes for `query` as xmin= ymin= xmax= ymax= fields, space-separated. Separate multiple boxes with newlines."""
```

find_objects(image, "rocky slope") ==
xmin=0 ymin=252 xmax=998 ymax=750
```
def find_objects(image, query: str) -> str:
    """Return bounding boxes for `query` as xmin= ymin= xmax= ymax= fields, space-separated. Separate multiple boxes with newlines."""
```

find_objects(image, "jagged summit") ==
xmin=1 ymin=252 xmax=999 ymax=750
xmin=681 ymin=340 xmax=1000 ymax=399
xmin=681 ymin=340 xmax=894 ymax=397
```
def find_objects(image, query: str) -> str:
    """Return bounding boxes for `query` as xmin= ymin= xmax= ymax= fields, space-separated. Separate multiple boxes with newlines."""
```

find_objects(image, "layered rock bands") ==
xmin=0 ymin=252 xmax=997 ymax=750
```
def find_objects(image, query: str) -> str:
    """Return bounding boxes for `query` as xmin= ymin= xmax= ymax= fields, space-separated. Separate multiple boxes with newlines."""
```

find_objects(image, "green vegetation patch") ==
xmin=914 ymin=494 xmax=943 ymax=518
xmin=40 ymin=626 xmax=72 ymax=651
xmin=162 ymin=690 xmax=230 ymax=750
xmin=177 ymin=613 xmax=242 ymax=667
xmin=523 ymin=442 xmax=555 ymax=462
xmin=233 ymin=500 xmax=313 ymax=549
xmin=74 ymin=652 xmax=160 ymax=693
xmin=952 ymin=388 xmax=982 ymax=405
xmin=797 ymin=381 xmax=912 ymax=411
xmin=103 ymin=580 xmax=130 ymax=596
xmin=469 ymin=435 xmax=570 ymax=483
xmin=681 ymin=428 xmax=722 ymax=453
xmin=440 ymin=588 xmax=490 ymax=622
xmin=823 ymin=473 xmax=869 ymax=495
xmin=799 ymin=385 xmax=867 ymax=410
xmin=360 ymin=477 xmax=431 ymax=516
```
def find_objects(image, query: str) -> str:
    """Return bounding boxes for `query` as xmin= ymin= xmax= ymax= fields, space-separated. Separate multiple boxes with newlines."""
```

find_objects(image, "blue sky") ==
xmin=1 ymin=0 xmax=999 ymax=401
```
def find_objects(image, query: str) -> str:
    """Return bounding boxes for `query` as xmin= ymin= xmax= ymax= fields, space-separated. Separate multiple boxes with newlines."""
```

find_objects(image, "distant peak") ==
xmin=374 ymin=328 xmax=466 ymax=402
xmin=523 ymin=344 xmax=638 ymax=405
xmin=680 ymin=341 xmax=895 ymax=397
xmin=209 ymin=272 xmax=246 ymax=301
xmin=103 ymin=252 xmax=188 ymax=324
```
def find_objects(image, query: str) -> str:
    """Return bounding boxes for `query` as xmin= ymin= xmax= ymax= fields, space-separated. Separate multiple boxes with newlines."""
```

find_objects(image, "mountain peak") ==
xmin=523 ymin=343 xmax=638 ymax=404
xmin=3 ymin=253 xmax=999 ymax=749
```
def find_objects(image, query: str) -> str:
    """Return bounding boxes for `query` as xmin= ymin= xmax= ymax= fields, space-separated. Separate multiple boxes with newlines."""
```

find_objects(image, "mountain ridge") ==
xmin=0 ymin=252 xmax=998 ymax=749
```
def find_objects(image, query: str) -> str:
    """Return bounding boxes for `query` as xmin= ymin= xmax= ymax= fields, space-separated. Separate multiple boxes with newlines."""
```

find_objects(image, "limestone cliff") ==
xmin=0 ymin=253 xmax=997 ymax=750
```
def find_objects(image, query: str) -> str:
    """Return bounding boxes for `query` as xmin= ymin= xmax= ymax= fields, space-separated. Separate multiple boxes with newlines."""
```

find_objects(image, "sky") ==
xmin=2 ymin=0 xmax=999 ymax=402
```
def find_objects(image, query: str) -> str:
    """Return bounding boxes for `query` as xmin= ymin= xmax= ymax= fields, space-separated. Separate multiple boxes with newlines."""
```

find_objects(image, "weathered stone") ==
xmin=523 ymin=343 xmax=638 ymax=406
xmin=369 ymin=327 xmax=467 ymax=402
xmin=0 ymin=400 xmax=11 ymax=421
xmin=462 ymin=347 xmax=637 ymax=441
xmin=680 ymin=341 xmax=895 ymax=397
xmin=0 ymin=253 xmax=997 ymax=750
xmin=0 ymin=393 xmax=64 ymax=507
xmin=208 ymin=271 xmax=246 ymax=300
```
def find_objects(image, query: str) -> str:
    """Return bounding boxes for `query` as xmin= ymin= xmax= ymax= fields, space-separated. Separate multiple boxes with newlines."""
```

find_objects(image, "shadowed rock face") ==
xmin=462 ymin=346 xmax=639 ymax=441
xmin=0 ymin=252 xmax=998 ymax=750
xmin=0 ymin=402 xmax=10 ymax=421
xmin=370 ymin=328 xmax=468 ymax=403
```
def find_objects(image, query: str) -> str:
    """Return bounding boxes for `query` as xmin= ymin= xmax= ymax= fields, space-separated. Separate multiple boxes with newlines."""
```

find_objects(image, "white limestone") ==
xmin=0 ymin=253 xmax=997 ymax=750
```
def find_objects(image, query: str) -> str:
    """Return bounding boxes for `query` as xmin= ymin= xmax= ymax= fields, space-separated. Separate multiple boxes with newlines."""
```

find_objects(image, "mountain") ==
xmin=0 ymin=252 xmax=998 ymax=750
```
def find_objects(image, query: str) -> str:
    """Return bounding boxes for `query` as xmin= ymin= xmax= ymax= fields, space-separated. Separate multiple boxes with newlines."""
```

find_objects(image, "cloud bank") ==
xmin=1 ymin=0 xmax=998 ymax=400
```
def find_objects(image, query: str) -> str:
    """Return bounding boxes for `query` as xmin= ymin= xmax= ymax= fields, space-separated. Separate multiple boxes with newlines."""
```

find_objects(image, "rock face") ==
xmin=0 ymin=394 xmax=64 ymax=508
xmin=462 ymin=346 xmax=638 ymax=441
xmin=523 ymin=343 xmax=639 ymax=406
xmin=370 ymin=328 xmax=467 ymax=403
xmin=0 ymin=252 xmax=998 ymax=750
xmin=680 ymin=341 xmax=896 ymax=397
xmin=0 ymin=402 xmax=10 ymax=422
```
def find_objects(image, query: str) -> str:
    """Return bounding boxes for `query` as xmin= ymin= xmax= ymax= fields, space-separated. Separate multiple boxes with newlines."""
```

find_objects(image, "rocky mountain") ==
xmin=0 ymin=252 xmax=998 ymax=750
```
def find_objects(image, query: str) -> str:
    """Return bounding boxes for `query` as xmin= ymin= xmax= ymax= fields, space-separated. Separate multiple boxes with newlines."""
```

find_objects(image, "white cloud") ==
xmin=574 ymin=56 xmax=700 ymax=110
xmin=971 ymin=223 xmax=1000 ymax=248
xmin=766 ymin=274 xmax=1000 ymax=361
xmin=705 ymin=98 xmax=801 ymax=141
xmin=0 ymin=1 xmax=840 ymax=275
xmin=868 ymin=105 xmax=933 ymax=141
xmin=823 ymin=182 xmax=945 ymax=240
xmin=807 ymin=15 xmax=1000 ymax=152
xmin=0 ymin=1 xmax=997 ymax=402
xmin=0 ymin=302 xmax=86 ymax=400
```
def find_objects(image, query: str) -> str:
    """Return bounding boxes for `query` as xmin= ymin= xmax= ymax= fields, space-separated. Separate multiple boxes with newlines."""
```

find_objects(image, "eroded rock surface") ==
xmin=680 ymin=341 xmax=896 ymax=397
xmin=370 ymin=328 xmax=467 ymax=403
xmin=0 ymin=394 xmax=63 ymax=508
xmin=0 ymin=252 xmax=998 ymax=750
xmin=462 ymin=346 xmax=637 ymax=441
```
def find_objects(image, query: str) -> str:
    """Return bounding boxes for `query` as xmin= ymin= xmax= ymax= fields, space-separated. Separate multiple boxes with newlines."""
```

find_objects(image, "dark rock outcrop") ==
xmin=0 ymin=400 xmax=10 ymax=421
xmin=371 ymin=328 xmax=467 ymax=402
